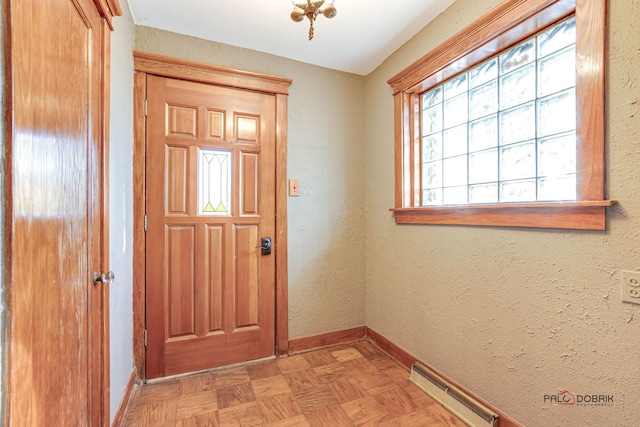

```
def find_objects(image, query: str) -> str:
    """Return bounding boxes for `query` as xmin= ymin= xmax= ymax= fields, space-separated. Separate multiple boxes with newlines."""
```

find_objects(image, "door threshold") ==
xmin=145 ymin=355 xmax=278 ymax=384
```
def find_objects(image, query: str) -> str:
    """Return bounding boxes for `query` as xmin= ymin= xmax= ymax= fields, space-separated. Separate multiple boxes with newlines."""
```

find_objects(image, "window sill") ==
xmin=390 ymin=201 xmax=617 ymax=230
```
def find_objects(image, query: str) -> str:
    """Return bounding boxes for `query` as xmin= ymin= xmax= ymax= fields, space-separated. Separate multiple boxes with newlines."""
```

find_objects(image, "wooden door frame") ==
xmin=96 ymin=1 xmax=122 ymax=421
xmin=132 ymin=52 xmax=291 ymax=380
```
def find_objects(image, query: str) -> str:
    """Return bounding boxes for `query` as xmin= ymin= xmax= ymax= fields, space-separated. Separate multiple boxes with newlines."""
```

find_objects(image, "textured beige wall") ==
xmin=134 ymin=28 xmax=367 ymax=339
xmin=365 ymin=0 xmax=640 ymax=426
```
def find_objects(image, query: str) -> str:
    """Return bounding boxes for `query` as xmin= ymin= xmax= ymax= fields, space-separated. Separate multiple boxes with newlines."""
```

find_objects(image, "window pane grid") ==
xmin=420 ymin=17 xmax=577 ymax=206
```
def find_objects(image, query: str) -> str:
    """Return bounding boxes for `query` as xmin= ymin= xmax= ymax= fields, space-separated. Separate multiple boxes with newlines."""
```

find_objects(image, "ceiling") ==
xmin=127 ymin=0 xmax=456 ymax=76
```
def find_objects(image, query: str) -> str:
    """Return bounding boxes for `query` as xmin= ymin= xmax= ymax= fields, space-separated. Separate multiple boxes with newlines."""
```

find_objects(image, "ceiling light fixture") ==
xmin=291 ymin=0 xmax=337 ymax=41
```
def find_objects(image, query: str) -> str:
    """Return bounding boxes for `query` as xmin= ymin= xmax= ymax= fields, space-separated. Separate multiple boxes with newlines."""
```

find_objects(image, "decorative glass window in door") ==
xmin=198 ymin=149 xmax=231 ymax=215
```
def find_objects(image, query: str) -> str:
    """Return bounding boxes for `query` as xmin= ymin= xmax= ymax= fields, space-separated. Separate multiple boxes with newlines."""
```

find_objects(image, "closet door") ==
xmin=7 ymin=0 xmax=118 ymax=424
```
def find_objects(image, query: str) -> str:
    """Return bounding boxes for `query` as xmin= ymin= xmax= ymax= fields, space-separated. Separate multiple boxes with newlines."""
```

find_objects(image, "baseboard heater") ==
xmin=409 ymin=362 xmax=499 ymax=427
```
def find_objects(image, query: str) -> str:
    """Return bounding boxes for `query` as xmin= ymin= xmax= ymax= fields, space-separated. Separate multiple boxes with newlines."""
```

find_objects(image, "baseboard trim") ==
xmin=365 ymin=327 xmax=522 ymax=427
xmin=111 ymin=371 xmax=137 ymax=427
xmin=365 ymin=327 xmax=417 ymax=369
xmin=287 ymin=326 xmax=367 ymax=354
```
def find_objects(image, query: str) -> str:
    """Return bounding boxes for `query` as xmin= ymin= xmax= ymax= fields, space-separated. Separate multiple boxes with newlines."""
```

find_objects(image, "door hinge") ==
xmin=144 ymin=99 xmax=148 ymax=117
xmin=144 ymin=329 xmax=147 ymax=347
xmin=144 ymin=214 xmax=147 ymax=233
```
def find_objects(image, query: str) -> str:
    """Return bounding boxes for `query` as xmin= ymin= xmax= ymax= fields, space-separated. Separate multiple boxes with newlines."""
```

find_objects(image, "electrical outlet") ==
xmin=621 ymin=270 xmax=640 ymax=305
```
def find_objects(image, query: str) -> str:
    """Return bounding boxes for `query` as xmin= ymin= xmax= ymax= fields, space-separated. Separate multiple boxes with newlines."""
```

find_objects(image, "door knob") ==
xmin=93 ymin=271 xmax=115 ymax=285
xmin=256 ymin=237 xmax=272 ymax=255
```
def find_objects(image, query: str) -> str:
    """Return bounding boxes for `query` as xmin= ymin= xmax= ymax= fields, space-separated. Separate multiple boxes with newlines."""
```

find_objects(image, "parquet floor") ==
xmin=123 ymin=340 xmax=467 ymax=426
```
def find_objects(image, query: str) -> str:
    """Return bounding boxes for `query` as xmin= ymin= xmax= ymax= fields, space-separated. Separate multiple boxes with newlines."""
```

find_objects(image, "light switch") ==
xmin=289 ymin=179 xmax=300 ymax=196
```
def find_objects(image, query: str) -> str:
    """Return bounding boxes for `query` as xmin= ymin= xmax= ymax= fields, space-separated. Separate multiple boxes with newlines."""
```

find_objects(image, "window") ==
xmin=388 ymin=0 xmax=614 ymax=230
xmin=198 ymin=149 xmax=231 ymax=215
xmin=422 ymin=18 xmax=577 ymax=205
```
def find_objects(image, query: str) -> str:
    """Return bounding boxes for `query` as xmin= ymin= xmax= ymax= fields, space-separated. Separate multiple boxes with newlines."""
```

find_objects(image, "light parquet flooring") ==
xmin=123 ymin=341 xmax=467 ymax=426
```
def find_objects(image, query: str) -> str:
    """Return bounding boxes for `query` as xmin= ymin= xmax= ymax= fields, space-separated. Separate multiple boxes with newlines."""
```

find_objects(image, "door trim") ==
xmin=132 ymin=52 xmax=292 ymax=380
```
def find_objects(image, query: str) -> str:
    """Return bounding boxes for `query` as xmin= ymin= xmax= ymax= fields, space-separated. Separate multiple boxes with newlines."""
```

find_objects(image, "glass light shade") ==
xmin=291 ymin=8 xmax=305 ymax=22
xmin=323 ymin=5 xmax=336 ymax=18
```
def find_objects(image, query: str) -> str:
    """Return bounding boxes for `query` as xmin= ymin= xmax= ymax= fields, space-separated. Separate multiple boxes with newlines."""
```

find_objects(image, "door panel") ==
xmin=203 ymin=225 xmax=224 ymax=333
xmin=167 ymin=226 xmax=197 ymax=338
xmin=167 ymin=147 xmax=189 ymax=214
xmin=242 ymin=153 xmax=259 ymax=214
xmin=235 ymin=225 xmax=260 ymax=328
xmin=146 ymin=76 xmax=277 ymax=378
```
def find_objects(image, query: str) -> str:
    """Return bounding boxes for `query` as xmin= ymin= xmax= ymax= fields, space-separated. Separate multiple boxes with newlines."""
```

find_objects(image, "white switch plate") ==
xmin=621 ymin=270 xmax=640 ymax=305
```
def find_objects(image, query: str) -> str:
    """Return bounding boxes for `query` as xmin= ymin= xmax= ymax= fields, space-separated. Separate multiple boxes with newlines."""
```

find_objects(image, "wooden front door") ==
xmin=145 ymin=75 xmax=277 ymax=378
xmin=7 ymin=0 xmax=117 ymax=425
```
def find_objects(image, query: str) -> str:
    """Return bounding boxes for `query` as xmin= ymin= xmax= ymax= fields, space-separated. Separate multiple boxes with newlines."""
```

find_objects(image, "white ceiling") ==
xmin=127 ymin=0 xmax=456 ymax=76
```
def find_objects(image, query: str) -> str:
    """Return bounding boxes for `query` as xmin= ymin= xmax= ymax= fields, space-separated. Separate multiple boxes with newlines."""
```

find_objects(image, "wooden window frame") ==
xmin=387 ymin=0 xmax=615 ymax=230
